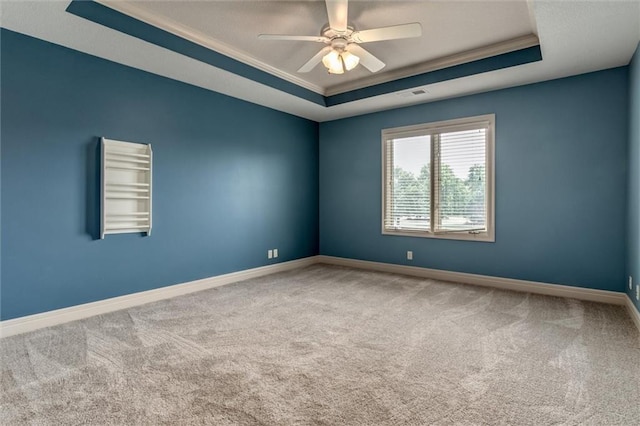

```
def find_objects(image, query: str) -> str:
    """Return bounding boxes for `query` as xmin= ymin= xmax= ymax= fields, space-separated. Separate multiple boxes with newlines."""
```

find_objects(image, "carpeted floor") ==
xmin=1 ymin=264 xmax=639 ymax=425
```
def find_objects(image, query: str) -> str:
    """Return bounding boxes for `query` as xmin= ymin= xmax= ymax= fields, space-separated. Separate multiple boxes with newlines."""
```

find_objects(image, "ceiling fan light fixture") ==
xmin=322 ymin=49 xmax=344 ymax=74
xmin=341 ymin=50 xmax=359 ymax=71
xmin=322 ymin=49 xmax=360 ymax=74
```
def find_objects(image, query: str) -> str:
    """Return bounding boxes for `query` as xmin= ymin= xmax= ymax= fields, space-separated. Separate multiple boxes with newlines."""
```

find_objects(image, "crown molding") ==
xmin=325 ymin=34 xmax=541 ymax=96
xmin=96 ymin=0 xmax=326 ymax=96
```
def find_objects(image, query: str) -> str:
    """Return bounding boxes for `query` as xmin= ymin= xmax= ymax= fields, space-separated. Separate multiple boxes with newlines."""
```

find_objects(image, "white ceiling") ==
xmin=1 ymin=1 xmax=639 ymax=122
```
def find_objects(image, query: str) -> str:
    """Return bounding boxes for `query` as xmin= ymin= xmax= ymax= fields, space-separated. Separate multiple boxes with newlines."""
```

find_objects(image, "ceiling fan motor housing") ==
xmin=331 ymin=37 xmax=349 ymax=52
xmin=322 ymin=24 xmax=355 ymax=47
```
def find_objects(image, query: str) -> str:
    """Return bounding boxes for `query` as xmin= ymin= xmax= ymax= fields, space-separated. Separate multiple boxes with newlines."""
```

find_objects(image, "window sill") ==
xmin=382 ymin=229 xmax=495 ymax=242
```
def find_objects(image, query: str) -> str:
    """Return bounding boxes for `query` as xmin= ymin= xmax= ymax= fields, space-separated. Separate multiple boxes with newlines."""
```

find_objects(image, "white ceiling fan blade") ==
xmin=347 ymin=44 xmax=385 ymax=72
xmin=326 ymin=0 xmax=348 ymax=33
xmin=258 ymin=34 xmax=329 ymax=43
xmin=298 ymin=47 xmax=332 ymax=73
xmin=352 ymin=23 xmax=422 ymax=43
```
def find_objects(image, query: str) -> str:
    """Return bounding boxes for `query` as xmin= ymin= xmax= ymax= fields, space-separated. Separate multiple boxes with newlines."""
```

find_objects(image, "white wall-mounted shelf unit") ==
xmin=101 ymin=138 xmax=153 ymax=238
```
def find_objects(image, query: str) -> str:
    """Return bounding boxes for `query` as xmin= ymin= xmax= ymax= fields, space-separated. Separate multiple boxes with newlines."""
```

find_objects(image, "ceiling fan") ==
xmin=258 ymin=0 xmax=422 ymax=75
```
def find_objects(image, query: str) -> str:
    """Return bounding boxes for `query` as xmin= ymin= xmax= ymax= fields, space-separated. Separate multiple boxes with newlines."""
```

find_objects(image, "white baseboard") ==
xmin=626 ymin=295 xmax=640 ymax=334
xmin=317 ymin=256 xmax=628 ymax=306
xmin=0 ymin=257 xmax=317 ymax=339
xmin=3 ymin=254 xmax=638 ymax=339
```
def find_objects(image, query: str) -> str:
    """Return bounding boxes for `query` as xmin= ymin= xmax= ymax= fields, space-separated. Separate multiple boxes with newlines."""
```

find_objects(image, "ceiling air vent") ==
xmin=397 ymin=88 xmax=429 ymax=98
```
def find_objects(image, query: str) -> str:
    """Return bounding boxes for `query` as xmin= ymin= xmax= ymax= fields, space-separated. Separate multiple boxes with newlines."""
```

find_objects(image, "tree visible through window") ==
xmin=382 ymin=115 xmax=494 ymax=241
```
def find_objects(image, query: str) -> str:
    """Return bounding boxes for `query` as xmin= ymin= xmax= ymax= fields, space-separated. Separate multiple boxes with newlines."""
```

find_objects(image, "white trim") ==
xmin=0 ymin=257 xmax=317 ymax=339
xmin=626 ymin=295 xmax=640 ymax=334
xmin=381 ymin=115 xmax=495 ymax=139
xmin=3 ymin=255 xmax=636 ymax=339
xmin=96 ymin=0 xmax=325 ymax=95
xmin=317 ymin=256 xmax=628 ymax=306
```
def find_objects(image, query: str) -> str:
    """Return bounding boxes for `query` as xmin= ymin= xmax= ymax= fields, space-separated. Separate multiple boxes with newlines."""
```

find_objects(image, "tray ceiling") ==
xmin=101 ymin=0 xmax=536 ymax=95
xmin=1 ymin=1 xmax=639 ymax=121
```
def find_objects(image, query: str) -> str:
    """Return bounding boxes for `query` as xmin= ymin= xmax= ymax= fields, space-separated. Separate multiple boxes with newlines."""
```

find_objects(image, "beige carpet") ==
xmin=1 ymin=264 xmax=639 ymax=425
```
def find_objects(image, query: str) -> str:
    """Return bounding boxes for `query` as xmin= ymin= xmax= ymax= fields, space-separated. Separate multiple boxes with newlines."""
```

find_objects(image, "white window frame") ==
xmin=381 ymin=114 xmax=495 ymax=242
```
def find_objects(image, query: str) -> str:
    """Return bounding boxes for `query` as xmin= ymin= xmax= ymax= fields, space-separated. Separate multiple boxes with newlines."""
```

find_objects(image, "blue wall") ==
xmin=0 ymin=29 xmax=319 ymax=320
xmin=628 ymin=42 xmax=640 ymax=313
xmin=320 ymin=68 xmax=629 ymax=292
xmin=1 ymin=28 xmax=637 ymax=321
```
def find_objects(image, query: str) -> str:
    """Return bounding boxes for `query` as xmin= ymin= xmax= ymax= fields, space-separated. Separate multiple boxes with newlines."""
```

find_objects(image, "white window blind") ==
xmin=384 ymin=135 xmax=431 ymax=231
xmin=435 ymin=128 xmax=486 ymax=233
xmin=382 ymin=115 xmax=494 ymax=241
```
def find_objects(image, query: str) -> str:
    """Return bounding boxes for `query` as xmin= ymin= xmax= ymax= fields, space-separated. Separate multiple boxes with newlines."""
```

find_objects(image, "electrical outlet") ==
xmin=273 ymin=248 xmax=278 ymax=258
xmin=630 ymin=276 xmax=634 ymax=291
xmin=407 ymin=251 xmax=413 ymax=260
xmin=636 ymin=282 xmax=639 ymax=301
xmin=268 ymin=249 xmax=273 ymax=259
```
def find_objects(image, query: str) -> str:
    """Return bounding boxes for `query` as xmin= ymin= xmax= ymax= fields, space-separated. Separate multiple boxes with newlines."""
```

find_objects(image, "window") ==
xmin=382 ymin=114 xmax=495 ymax=241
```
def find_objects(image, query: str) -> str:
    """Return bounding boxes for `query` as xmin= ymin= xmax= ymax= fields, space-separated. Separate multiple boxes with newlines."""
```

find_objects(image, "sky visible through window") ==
xmin=393 ymin=132 xmax=484 ymax=179
xmin=393 ymin=136 xmax=430 ymax=175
